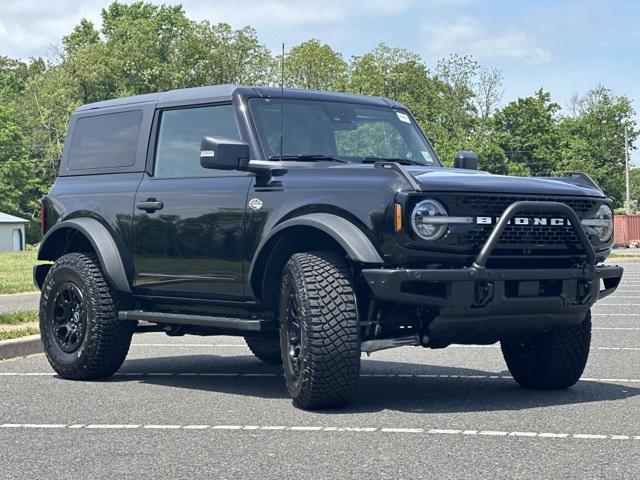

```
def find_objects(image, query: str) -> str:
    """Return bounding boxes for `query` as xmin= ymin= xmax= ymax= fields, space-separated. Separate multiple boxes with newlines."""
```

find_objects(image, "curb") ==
xmin=0 ymin=335 xmax=43 ymax=361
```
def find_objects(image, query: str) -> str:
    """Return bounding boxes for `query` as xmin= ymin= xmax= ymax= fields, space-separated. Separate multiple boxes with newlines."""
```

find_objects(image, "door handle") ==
xmin=136 ymin=200 xmax=163 ymax=213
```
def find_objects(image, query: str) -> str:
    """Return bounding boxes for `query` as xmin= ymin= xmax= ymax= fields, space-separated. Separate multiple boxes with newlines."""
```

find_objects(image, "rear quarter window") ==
xmin=68 ymin=110 xmax=143 ymax=170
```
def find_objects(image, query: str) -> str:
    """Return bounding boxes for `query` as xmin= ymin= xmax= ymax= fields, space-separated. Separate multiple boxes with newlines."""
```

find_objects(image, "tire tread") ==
xmin=40 ymin=252 xmax=134 ymax=380
xmin=501 ymin=312 xmax=591 ymax=389
xmin=281 ymin=251 xmax=360 ymax=409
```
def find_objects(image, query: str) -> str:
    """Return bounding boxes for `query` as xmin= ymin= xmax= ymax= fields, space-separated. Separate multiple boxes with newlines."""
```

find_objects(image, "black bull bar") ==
xmin=362 ymin=201 xmax=623 ymax=311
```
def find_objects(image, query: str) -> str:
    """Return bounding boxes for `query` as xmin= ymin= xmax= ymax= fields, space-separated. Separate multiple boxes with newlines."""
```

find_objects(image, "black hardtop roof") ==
xmin=75 ymin=84 xmax=406 ymax=112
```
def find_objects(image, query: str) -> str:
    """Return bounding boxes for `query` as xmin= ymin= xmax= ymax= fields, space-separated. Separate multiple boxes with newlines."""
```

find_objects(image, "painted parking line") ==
xmin=592 ymin=347 xmax=640 ymax=350
xmin=595 ymin=296 xmax=640 ymax=298
xmin=0 ymin=422 xmax=637 ymax=441
xmin=0 ymin=372 xmax=52 ymax=376
xmin=0 ymin=372 xmax=638 ymax=383
xmin=448 ymin=345 xmax=640 ymax=351
xmin=131 ymin=343 xmax=248 ymax=347
xmin=593 ymin=327 xmax=640 ymax=330
xmin=128 ymin=343 xmax=640 ymax=351
xmin=593 ymin=303 xmax=640 ymax=306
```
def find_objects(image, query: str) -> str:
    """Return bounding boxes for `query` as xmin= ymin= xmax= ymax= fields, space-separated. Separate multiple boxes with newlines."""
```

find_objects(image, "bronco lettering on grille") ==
xmin=476 ymin=216 xmax=567 ymax=226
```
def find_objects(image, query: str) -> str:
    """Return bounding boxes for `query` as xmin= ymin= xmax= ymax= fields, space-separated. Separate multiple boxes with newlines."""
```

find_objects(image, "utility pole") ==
xmin=625 ymin=125 xmax=631 ymax=215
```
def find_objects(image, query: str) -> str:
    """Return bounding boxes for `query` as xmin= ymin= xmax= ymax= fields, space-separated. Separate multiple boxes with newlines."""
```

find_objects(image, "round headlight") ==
xmin=593 ymin=204 xmax=613 ymax=241
xmin=411 ymin=199 xmax=448 ymax=241
xmin=583 ymin=204 xmax=613 ymax=242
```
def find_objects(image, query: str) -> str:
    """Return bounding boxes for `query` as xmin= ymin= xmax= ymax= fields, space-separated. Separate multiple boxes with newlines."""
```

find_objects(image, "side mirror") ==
xmin=454 ymin=150 xmax=478 ymax=170
xmin=200 ymin=136 xmax=250 ymax=171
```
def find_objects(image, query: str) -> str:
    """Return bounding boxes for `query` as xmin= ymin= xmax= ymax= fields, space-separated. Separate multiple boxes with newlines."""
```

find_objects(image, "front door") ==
xmin=133 ymin=104 xmax=252 ymax=300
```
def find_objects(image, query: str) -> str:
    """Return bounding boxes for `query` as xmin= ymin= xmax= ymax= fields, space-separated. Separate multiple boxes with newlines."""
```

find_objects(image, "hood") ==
xmin=407 ymin=167 xmax=606 ymax=198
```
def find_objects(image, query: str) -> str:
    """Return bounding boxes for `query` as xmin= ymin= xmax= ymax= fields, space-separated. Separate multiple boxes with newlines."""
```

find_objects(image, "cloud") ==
xmin=361 ymin=0 xmax=414 ymax=14
xmin=0 ymin=0 xmax=418 ymax=59
xmin=182 ymin=0 xmax=413 ymax=27
xmin=183 ymin=0 xmax=347 ymax=26
xmin=0 ymin=0 xmax=104 ymax=59
xmin=423 ymin=15 xmax=551 ymax=64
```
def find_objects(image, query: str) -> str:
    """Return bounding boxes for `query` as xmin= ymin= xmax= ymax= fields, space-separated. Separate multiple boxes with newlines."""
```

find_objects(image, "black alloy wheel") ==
xmin=284 ymin=290 xmax=303 ymax=375
xmin=50 ymin=282 xmax=87 ymax=353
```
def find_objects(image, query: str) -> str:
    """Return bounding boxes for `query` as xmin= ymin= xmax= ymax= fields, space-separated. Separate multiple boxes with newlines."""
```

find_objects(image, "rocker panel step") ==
xmin=118 ymin=310 xmax=275 ymax=332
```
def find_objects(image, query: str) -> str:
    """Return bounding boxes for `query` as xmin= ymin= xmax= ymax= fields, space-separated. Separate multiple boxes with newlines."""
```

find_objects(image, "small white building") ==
xmin=0 ymin=212 xmax=29 ymax=252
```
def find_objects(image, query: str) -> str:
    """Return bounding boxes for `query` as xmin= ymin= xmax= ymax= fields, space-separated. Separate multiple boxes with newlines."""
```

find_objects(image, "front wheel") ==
xmin=501 ymin=311 xmax=591 ymax=389
xmin=279 ymin=252 xmax=361 ymax=409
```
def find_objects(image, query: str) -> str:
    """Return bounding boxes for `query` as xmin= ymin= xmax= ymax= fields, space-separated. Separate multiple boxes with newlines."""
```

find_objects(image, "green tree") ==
xmin=488 ymin=89 xmax=562 ymax=176
xmin=431 ymin=54 xmax=481 ymax=163
xmin=349 ymin=43 xmax=424 ymax=98
xmin=0 ymin=56 xmax=45 ymax=101
xmin=0 ymin=105 xmax=40 ymax=241
xmin=282 ymin=39 xmax=347 ymax=90
xmin=557 ymin=85 xmax=637 ymax=205
xmin=348 ymin=44 xmax=452 ymax=161
xmin=175 ymin=22 xmax=273 ymax=87
xmin=630 ymin=168 xmax=640 ymax=212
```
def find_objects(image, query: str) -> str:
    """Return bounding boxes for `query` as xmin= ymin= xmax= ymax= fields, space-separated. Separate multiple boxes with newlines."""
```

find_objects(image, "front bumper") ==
xmin=362 ymin=263 xmax=623 ymax=308
xmin=362 ymin=264 xmax=622 ymax=344
xmin=362 ymin=200 xmax=624 ymax=344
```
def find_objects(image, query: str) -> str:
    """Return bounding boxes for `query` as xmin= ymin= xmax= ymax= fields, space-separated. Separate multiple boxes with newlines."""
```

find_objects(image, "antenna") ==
xmin=280 ymin=42 xmax=285 ymax=163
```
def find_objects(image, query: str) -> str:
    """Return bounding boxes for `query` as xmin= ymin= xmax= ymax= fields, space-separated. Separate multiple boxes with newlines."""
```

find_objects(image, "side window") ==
xmin=154 ymin=104 xmax=240 ymax=178
xmin=68 ymin=110 xmax=143 ymax=170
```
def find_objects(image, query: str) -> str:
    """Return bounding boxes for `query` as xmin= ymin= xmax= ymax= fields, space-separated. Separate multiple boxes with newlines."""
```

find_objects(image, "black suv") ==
xmin=35 ymin=85 xmax=622 ymax=409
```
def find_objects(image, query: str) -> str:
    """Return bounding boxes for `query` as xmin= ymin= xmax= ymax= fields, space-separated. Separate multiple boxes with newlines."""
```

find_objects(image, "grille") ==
xmin=461 ymin=195 xmax=597 ymax=216
xmin=467 ymin=223 xmax=579 ymax=247
xmin=457 ymin=195 xmax=598 ymax=252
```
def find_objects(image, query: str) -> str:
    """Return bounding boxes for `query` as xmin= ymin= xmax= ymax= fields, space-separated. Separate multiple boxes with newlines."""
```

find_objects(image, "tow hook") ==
xmin=474 ymin=281 xmax=494 ymax=307
xmin=577 ymin=279 xmax=594 ymax=304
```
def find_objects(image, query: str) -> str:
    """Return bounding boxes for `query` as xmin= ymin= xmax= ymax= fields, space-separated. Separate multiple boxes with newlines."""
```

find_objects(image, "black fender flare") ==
xmin=38 ymin=218 xmax=132 ymax=294
xmin=249 ymin=213 xmax=383 ymax=296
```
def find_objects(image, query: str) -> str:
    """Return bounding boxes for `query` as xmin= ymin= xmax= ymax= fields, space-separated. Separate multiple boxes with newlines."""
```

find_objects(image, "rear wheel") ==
xmin=501 ymin=311 xmax=591 ymax=389
xmin=245 ymin=335 xmax=282 ymax=364
xmin=279 ymin=251 xmax=361 ymax=410
xmin=39 ymin=252 xmax=135 ymax=380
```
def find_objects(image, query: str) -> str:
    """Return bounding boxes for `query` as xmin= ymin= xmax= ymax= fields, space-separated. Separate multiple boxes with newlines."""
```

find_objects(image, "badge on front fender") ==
xmin=248 ymin=198 xmax=263 ymax=210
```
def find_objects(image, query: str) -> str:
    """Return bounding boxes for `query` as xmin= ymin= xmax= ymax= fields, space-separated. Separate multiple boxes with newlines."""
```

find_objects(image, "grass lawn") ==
xmin=0 ymin=326 xmax=39 ymax=341
xmin=0 ymin=310 xmax=39 ymax=341
xmin=0 ymin=249 xmax=38 ymax=294
xmin=0 ymin=310 xmax=38 ymax=325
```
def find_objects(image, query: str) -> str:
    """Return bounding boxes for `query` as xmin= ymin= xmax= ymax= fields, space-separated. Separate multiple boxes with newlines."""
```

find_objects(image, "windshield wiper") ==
xmin=268 ymin=154 xmax=348 ymax=163
xmin=361 ymin=157 xmax=427 ymax=166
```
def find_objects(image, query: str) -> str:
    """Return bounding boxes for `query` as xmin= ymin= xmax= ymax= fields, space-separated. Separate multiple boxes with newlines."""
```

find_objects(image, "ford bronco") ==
xmin=34 ymin=85 xmax=623 ymax=409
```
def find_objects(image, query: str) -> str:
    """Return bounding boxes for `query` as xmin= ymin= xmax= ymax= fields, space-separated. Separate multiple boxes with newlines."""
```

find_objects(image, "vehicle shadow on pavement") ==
xmin=110 ymin=354 xmax=640 ymax=413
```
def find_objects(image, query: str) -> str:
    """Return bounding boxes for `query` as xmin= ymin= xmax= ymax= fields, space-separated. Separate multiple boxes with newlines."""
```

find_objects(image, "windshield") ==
xmin=248 ymin=98 xmax=440 ymax=166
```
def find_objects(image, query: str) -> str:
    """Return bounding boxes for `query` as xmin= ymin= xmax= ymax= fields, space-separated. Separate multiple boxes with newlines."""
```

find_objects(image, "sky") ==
xmin=0 ymin=0 xmax=638 ymax=164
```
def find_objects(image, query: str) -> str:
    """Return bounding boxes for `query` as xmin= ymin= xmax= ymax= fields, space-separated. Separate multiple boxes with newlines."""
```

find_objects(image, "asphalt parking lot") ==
xmin=1 ymin=260 xmax=639 ymax=479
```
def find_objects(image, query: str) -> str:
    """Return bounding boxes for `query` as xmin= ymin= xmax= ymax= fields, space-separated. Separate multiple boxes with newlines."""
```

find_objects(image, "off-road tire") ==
xmin=501 ymin=311 xmax=591 ymax=389
xmin=245 ymin=335 xmax=282 ymax=364
xmin=279 ymin=251 xmax=360 ymax=410
xmin=39 ymin=252 xmax=135 ymax=380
